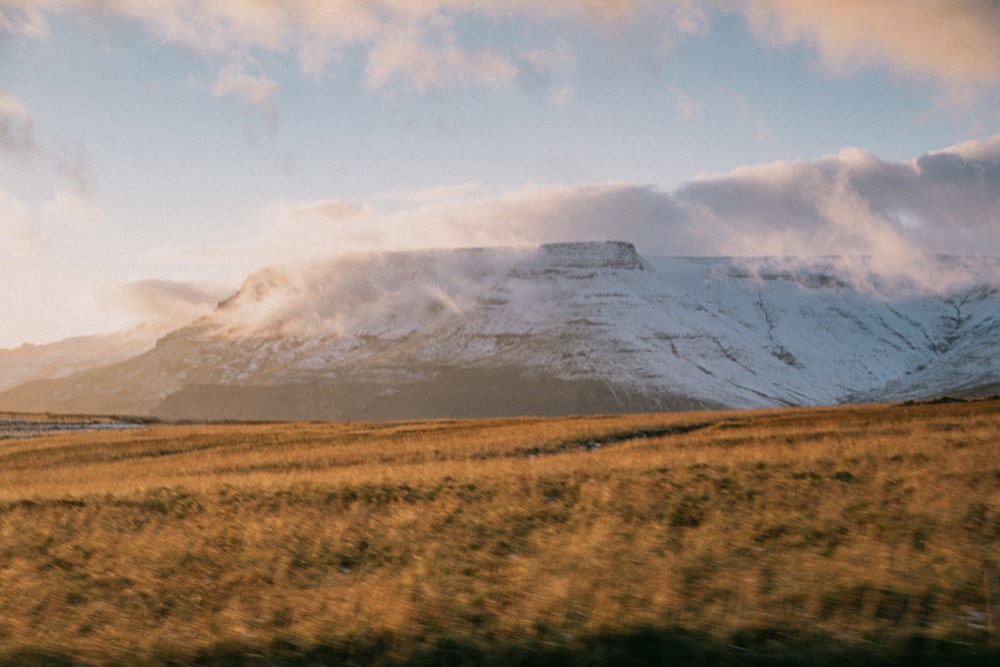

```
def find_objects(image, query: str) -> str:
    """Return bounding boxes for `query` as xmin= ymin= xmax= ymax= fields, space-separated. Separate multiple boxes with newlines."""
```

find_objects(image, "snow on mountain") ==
xmin=0 ymin=242 xmax=997 ymax=419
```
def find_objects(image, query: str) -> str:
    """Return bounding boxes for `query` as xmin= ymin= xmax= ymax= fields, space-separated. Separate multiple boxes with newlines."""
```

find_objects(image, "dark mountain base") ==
xmin=154 ymin=368 xmax=721 ymax=421
xmin=0 ymin=376 xmax=151 ymax=416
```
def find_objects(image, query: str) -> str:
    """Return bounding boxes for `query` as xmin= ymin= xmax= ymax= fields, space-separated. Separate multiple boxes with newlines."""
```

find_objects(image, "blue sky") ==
xmin=2 ymin=1 xmax=999 ymax=347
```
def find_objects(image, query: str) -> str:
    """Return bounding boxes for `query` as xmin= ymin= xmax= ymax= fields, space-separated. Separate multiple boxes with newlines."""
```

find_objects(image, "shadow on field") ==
xmin=2 ymin=628 xmax=997 ymax=667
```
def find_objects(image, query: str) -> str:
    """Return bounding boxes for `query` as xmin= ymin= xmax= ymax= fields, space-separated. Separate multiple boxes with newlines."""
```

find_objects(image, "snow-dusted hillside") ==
xmin=1 ymin=242 xmax=997 ymax=419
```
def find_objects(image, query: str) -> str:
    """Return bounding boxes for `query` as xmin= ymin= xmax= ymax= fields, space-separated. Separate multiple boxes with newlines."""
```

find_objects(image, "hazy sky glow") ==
xmin=2 ymin=0 xmax=999 ymax=347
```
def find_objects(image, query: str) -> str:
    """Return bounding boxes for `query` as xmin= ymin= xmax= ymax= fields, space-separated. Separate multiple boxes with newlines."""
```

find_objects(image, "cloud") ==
xmin=523 ymin=37 xmax=577 ymax=78
xmin=0 ymin=186 xmax=202 ymax=345
xmin=944 ymin=134 xmax=1000 ymax=162
xmin=149 ymin=182 xmax=694 ymax=283
xmin=49 ymin=136 xmax=96 ymax=197
xmin=365 ymin=14 xmax=517 ymax=92
xmin=0 ymin=3 xmax=49 ymax=37
xmin=0 ymin=187 xmax=77 ymax=347
xmin=676 ymin=134 xmax=1000 ymax=288
xmin=212 ymin=61 xmax=280 ymax=122
xmin=0 ymin=90 xmax=35 ymax=155
xmin=0 ymin=88 xmax=95 ymax=196
xmin=40 ymin=190 xmax=104 ymax=231
xmin=680 ymin=137 xmax=1000 ymax=251
xmin=519 ymin=36 xmax=577 ymax=102
xmin=206 ymin=247 xmax=542 ymax=339
xmin=0 ymin=93 xmax=103 ymax=253
xmin=209 ymin=134 xmax=1000 ymax=291
xmin=375 ymin=183 xmax=486 ymax=206
xmin=736 ymin=0 xmax=1000 ymax=89
xmin=63 ymin=130 xmax=993 ymax=342
xmin=670 ymin=85 xmax=700 ymax=119
xmin=98 ymin=279 xmax=230 ymax=330
xmin=8 ymin=1 xmax=999 ymax=110
xmin=551 ymin=84 xmax=574 ymax=106
xmin=0 ymin=1 xmax=724 ymax=101
xmin=441 ymin=182 xmax=689 ymax=250
xmin=350 ymin=182 xmax=691 ymax=254
xmin=0 ymin=187 xmax=47 ymax=263
xmin=17 ymin=1 xmax=547 ymax=94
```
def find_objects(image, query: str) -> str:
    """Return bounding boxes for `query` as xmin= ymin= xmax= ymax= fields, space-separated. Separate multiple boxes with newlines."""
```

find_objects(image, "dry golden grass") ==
xmin=0 ymin=400 xmax=998 ymax=665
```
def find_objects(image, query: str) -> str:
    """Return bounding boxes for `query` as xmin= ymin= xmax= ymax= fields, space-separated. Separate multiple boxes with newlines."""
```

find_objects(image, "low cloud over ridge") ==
xmin=5 ymin=133 xmax=999 ymax=346
xmin=98 ymin=279 xmax=231 ymax=332
xmin=148 ymin=135 xmax=1000 ymax=295
xmin=677 ymin=136 xmax=1000 ymax=260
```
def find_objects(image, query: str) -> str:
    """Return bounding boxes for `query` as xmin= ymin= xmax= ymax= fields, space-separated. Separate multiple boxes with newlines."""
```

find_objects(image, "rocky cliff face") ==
xmin=1 ymin=242 xmax=998 ymax=420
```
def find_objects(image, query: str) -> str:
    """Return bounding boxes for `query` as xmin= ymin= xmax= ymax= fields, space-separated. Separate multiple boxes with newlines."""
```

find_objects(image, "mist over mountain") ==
xmin=1 ymin=241 xmax=998 ymax=420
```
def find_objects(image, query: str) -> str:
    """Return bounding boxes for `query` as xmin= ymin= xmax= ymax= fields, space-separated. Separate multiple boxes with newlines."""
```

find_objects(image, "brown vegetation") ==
xmin=0 ymin=400 xmax=998 ymax=665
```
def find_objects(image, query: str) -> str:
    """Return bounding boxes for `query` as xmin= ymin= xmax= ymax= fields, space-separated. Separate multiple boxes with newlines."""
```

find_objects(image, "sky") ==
xmin=1 ymin=0 xmax=999 ymax=348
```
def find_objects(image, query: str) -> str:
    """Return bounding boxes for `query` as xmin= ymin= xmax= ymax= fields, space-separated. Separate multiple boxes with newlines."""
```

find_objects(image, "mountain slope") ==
xmin=1 ymin=242 xmax=997 ymax=419
xmin=0 ymin=327 xmax=163 ymax=393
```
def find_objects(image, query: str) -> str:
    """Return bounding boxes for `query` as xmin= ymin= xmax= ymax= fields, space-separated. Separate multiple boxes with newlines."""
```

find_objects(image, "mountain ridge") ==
xmin=1 ymin=241 xmax=998 ymax=420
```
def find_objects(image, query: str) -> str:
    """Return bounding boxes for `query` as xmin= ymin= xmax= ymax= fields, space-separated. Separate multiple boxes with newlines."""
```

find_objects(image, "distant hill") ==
xmin=1 ymin=242 xmax=998 ymax=419
xmin=0 ymin=327 xmax=161 ymax=393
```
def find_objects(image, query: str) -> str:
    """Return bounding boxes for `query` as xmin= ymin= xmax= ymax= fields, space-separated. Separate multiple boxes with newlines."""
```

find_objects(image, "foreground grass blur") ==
xmin=0 ymin=400 xmax=998 ymax=665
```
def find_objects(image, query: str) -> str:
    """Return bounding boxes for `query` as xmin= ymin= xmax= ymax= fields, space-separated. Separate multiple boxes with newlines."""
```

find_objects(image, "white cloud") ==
xmin=365 ymin=14 xmax=517 ymax=92
xmin=933 ymin=133 xmax=1000 ymax=162
xmin=7 ymin=0 xmax=999 ymax=111
xmin=212 ymin=61 xmax=280 ymax=122
xmin=0 ymin=187 xmax=47 ymax=262
xmin=375 ymin=183 xmax=486 ymax=206
xmin=736 ymin=0 xmax=1000 ymax=89
xmin=146 ymin=133 xmax=1000 ymax=291
xmin=98 ymin=278 xmax=229 ymax=330
xmin=677 ymin=134 xmax=1000 ymax=288
xmin=148 ymin=182 xmax=692 ymax=281
xmin=0 ymin=187 xmax=88 ymax=347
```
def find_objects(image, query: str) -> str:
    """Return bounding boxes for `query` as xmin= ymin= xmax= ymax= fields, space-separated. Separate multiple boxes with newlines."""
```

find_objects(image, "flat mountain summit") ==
xmin=2 ymin=241 xmax=998 ymax=420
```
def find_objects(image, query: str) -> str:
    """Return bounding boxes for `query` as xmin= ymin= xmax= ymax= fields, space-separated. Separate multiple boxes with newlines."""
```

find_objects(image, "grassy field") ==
xmin=0 ymin=400 xmax=998 ymax=665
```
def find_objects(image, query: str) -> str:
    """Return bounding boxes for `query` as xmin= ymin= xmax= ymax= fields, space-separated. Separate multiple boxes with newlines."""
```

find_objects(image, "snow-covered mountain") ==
xmin=1 ymin=241 xmax=997 ymax=420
